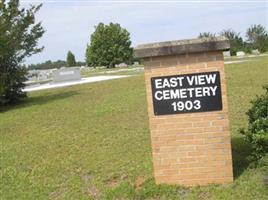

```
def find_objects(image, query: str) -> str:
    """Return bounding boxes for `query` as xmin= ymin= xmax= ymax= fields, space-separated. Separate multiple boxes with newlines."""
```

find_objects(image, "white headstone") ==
xmin=236 ymin=51 xmax=245 ymax=57
xmin=223 ymin=51 xmax=231 ymax=57
xmin=52 ymin=67 xmax=81 ymax=83
xmin=134 ymin=61 xmax=139 ymax=66
xmin=116 ymin=63 xmax=128 ymax=67
xmin=251 ymin=49 xmax=260 ymax=55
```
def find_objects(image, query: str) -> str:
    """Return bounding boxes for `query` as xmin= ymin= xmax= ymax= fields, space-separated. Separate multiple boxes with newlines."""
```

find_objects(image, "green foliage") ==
xmin=86 ymin=22 xmax=133 ymax=68
xmin=199 ymin=24 xmax=268 ymax=54
xmin=220 ymin=29 xmax=244 ymax=56
xmin=28 ymin=60 xmax=86 ymax=70
xmin=28 ymin=60 xmax=66 ymax=70
xmin=0 ymin=0 xmax=45 ymax=105
xmin=241 ymin=85 xmax=268 ymax=162
xmin=66 ymin=50 xmax=76 ymax=67
xmin=198 ymin=32 xmax=216 ymax=38
xmin=246 ymin=24 xmax=268 ymax=53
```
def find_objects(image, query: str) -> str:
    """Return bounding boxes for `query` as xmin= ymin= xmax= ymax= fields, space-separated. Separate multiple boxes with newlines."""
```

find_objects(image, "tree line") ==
xmin=199 ymin=25 xmax=268 ymax=55
xmin=28 ymin=59 xmax=86 ymax=70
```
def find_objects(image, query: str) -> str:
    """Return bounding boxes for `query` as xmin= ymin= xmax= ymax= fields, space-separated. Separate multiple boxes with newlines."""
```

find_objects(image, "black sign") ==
xmin=151 ymin=71 xmax=222 ymax=115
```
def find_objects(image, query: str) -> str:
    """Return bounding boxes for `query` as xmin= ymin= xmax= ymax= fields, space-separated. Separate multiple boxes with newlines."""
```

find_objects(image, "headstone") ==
xmin=251 ymin=49 xmax=260 ymax=55
xmin=134 ymin=36 xmax=233 ymax=186
xmin=52 ymin=67 xmax=81 ymax=83
xmin=236 ymin=51 xmax=245 ymax=57
xmin=38 ymin=71 xmax=49 ymax=81
xmin=116 ymin=63 xmax=128 ymax=67
xmin=223 ymin=50 xmax=231 ymax=57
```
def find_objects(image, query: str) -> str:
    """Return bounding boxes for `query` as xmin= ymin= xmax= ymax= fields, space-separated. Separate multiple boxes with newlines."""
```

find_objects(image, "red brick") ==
xmin=144 ymin=50 xmax=233 ymax=186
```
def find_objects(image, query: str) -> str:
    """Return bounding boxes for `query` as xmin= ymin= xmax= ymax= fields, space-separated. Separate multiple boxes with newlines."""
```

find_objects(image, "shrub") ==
xmin=240 ymin=85 xmax=268 ymax=162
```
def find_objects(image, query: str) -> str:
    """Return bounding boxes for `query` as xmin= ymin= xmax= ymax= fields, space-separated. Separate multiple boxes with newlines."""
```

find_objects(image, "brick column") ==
xmin=134 ymin=37 xmax=233 ymax=186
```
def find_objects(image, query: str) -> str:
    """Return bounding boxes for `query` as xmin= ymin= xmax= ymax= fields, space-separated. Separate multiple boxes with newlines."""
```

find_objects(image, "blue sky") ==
xmin=21 ymin=0 xmax=268 ymax=64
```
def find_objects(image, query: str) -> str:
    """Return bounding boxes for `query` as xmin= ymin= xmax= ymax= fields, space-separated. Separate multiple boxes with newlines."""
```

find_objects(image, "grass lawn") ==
xmin=1 ymin=56 xmax=268 ymax=199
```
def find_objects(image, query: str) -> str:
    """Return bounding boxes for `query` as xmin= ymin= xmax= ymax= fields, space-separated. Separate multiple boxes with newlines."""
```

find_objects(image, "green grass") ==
xmin=1 ymin=56 xmax=268 ymax=199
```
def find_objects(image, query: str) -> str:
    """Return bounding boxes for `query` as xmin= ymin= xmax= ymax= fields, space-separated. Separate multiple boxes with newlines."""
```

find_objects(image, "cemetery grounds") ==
xmin=1 ymin=55 xmax=268 ymax=199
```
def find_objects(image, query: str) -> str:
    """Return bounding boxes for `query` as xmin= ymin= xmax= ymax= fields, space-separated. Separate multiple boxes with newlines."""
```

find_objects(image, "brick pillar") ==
xmin=134 ymin=37 xmax=233 ymax=186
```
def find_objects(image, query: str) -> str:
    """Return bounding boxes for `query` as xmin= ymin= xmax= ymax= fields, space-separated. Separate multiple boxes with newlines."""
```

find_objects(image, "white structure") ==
xmin=251 ymin=49 xmax=260 ymax=55
xmin=116 ymin=63 xmax=128 ymax=67
xmin=52 ymin=67 xmax=81 ymax=83
xmin=133 ymin=61 xmax=140 ymax=66
xmin=223 ymin=51 xmax=231 ymax=58
xmin=236 ymin=51 xmax=245 ymax=57
xmin=24 ymin=75 xmax=130 ymax=92
xmin=27 ymin=69 xmax=55 ymax=82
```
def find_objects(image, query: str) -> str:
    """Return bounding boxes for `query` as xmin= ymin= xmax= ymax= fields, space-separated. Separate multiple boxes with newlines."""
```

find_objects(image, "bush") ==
xmin=240 ymin=85 xmax=268 ymax=162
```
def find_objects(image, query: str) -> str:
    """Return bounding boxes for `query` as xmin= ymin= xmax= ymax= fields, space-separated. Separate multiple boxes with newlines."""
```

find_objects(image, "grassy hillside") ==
xmin=1 ymin=56 xmax=267 ymax=199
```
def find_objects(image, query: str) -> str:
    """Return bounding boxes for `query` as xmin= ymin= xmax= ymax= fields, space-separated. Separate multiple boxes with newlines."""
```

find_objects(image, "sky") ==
xmin=20 ymin=0 xmax=268 ymax=64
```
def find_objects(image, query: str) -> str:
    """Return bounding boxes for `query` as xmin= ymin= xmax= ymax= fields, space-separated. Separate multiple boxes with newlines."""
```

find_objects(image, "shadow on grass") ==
xmin=0 ymin=91 xmax=78 ymax=113
xmin=231 ymin=135 xmax=252 ymax=178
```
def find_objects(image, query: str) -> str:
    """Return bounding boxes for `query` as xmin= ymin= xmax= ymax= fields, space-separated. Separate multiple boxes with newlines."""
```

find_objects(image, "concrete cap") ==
xmin=134 ymin=36 xmax=230 ymax=58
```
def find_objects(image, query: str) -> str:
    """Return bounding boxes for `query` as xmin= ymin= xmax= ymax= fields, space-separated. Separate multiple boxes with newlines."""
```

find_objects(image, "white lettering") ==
xmin=155 ymin=91 xmax=163 ymax=100
xmin=170 ymin=89 xmax=180 ymax=99
xmin=195 ymin=87 xmax=203 ymax=97
xmin=170 ymin=77 xmax=178 ymax=87
xmin=210 ymin=86 xmax=217 ymax=96
xmin=187 ymin=76 xmax=195 ymax=86
xmin=155 ymin=79 xmax=162 ymax=89
xmin=180 ymin=89 xmax=187 ymax=98
xmin=163 ymin=90 xmax=170 ymax=100
xmin=206 ymin=73 xmax=216 ymax=84
xmin=177 ymin=77 xmax=184 ymax=87
xmin=162 ymin=78 xmax=170 ymax=88
xmin=198 ymin=75 xmax=205 ymax=85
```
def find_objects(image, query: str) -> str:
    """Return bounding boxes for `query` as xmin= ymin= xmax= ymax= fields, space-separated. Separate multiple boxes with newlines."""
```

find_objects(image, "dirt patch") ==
xmin=81 ymin=173 xmax=93 ymax=183
xmin=120 ymin=173 xmax=128 ymax=180
xmin=106 ymin=173 xmax=129 ymax=188
xmin=107 ymin=178 xmax=120 ymax=188
xmin=49 ymin=187 xmax=68 ymax=200
xmin=80 ymin=173 xmax=101 ymax=199
xmin=134 ymin=175 xmax=146 ymax=190
xmin=198 ymin=191 xmax=211 ymax=200
xmin=86 ymin=186 xmax=101 ymax=199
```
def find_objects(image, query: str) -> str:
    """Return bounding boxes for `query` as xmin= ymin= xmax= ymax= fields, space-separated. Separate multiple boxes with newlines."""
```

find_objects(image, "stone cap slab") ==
xmin=134 ymin=36 xmax=230 ymax=58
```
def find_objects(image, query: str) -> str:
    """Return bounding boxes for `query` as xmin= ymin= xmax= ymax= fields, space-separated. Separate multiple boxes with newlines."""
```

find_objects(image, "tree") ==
xmin=66 ymin=51 xmax=76 ymax=67
xmin=86 ymin=22 xmax=133 ymax=68
xmin=220 ymin=29 xmax=244 ymax=56
xmin=246 ymin=24 xmax=268 ymax=53
xmin=0 ymin=0 xmax=45 ymax=105
xmin=198 ymin=32 xmax=216 ymax=38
